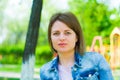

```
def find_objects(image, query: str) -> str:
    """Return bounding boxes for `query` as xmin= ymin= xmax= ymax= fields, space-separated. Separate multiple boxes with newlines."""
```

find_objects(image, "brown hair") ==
xmin=48 ymin=12 xmax=86 ymax=55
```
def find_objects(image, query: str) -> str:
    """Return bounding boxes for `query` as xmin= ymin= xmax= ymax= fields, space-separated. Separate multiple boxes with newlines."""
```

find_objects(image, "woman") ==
xmin=40 ymin=12 xmax=113 ymax=80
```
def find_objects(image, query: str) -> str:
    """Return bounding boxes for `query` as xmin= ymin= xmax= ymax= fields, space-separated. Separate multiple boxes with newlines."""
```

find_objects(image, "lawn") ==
xmin=0 ymin=77 xmax=19 ymax=80
xmin=0 ymin=64 xmax=40 ymax=80
xmin=0 ymin=64 xmax=21 ymax=72
xmin=0 ymin=64 xmax=40 ymax=73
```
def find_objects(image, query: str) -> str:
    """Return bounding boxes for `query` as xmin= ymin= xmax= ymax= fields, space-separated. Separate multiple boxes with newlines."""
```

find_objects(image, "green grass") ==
xmin=0 ymin=64 xmax=40 ymax=75
xmin=114 ymin=76 xmax=120 ymax=80
xmin=0 ymin=77 xmax=19 ymax=80
xmin=0 ymin=64 xmax=21 ymax=72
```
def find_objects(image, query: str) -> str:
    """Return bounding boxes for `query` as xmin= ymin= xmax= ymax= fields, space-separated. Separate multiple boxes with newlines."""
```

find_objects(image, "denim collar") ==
xmin=74 ymin=52 xmax=83 ymax=68
xmin=49 ymin=52 xmax=83 ymax=72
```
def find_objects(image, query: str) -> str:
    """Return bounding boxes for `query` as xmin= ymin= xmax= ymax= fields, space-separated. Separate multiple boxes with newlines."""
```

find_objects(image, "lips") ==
xmin=58 ymin=43 xmax=67 ymax=46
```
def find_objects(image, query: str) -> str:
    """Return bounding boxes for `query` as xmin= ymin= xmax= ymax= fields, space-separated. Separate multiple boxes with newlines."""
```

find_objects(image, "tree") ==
xmin=0 ymin=0 xmax=8 ymax=24
xmin=68 ymin=0 xmax=116 ymax=45
xmin=0 ymin=0 xmax=8 ymax=39
xmin=21 ymin=0 xmax=43 ymax=80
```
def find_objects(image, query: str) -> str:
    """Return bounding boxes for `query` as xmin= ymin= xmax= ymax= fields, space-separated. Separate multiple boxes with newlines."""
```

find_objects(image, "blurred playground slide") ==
xmin=89 ymin=30 xmax=120 ymax=70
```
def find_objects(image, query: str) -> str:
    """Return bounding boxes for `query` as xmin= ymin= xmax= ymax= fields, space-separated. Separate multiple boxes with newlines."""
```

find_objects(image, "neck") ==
xmin=58 ymin=50 xmax=75 ymax=68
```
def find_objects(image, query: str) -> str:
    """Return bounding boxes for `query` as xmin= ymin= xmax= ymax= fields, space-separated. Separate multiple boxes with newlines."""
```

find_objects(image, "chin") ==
xmin=57 ymin=50 xmax=70 ymax=53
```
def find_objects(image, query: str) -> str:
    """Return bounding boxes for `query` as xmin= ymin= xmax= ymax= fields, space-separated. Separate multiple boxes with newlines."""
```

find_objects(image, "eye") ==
xmin=65 ymin=31 xmax=71 ymax=35
xmin=53 ymin=32 xmax=60 ymax=36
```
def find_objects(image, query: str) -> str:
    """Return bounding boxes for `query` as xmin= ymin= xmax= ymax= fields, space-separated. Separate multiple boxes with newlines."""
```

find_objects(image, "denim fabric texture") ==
xmin=40 ymin=52 xmax=113 ymax=80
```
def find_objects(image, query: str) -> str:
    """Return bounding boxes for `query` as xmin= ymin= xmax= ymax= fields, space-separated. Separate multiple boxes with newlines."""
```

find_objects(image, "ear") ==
xmin=75 ymin=36 xmax=78 ymax=43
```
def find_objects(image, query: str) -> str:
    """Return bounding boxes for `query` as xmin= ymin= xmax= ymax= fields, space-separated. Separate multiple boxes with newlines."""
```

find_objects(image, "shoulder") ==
xmin=40 ymin=57 xmax=58 ymax=79
xmin=40 ymin=61 xmax=52 ymax=72
xmin=83 ymin=52 xmax=107 ymax=66
xmin=82 ymin=52 xmax=113 ymax=79
xmin=84 ymin=52 xmax=104 ymax=60
xmin=40 ymin=57 xmax=57 ymax=73
xmin=84 ymin=52 xmax=110 ymax=70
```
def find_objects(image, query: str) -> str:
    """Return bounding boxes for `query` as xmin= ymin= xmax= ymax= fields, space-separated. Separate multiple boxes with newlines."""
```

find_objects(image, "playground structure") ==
xmin=110 ymin=27 xmax=120 ymax=69
xmin=90 ymin=27 xmax=120 ymax=69
xmin=89 ymin=36 xmax=111 ymax=63
xmin=90 ymin=36 xmax=105 ymax=55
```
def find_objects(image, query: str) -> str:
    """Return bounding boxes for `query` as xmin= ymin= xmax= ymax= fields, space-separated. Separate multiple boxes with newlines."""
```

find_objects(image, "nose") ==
xmin=59 ymin=33 xmax=65 ymax=41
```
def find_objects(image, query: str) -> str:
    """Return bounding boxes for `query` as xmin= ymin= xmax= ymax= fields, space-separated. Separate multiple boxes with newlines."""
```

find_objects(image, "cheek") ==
xmin=51 ymin=37 xmax=57 ymax=45
xmin=72 ymin=35 xmax=78 ymax=43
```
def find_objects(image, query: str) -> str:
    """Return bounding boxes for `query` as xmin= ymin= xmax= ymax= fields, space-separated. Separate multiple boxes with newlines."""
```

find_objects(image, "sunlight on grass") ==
xmin=0 ymin=64 xmax=21 ymax=72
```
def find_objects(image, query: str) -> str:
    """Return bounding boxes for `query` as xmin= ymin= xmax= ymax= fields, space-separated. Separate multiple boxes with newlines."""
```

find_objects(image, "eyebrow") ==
xmin=52 ymin=29 xmax=72 ymax=32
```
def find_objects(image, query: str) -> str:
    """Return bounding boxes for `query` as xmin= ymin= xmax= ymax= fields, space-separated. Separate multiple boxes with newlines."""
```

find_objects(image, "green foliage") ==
xmin=35 ymin=46 xmax=53 ymax=65
xmin=0 ymin=45 xmax=23 ymax=55
xmin=0 ymin=0 xmax=8 ymax=23
xmin=0 ymin=45 xmax=52 ymax=65
xmin=0 ymin=0 xmax=30 ymax=45
xmin=68 ymin=0 xmax=118 ymax=45
xmin=0 ymin=45 xmax=24 ymax=64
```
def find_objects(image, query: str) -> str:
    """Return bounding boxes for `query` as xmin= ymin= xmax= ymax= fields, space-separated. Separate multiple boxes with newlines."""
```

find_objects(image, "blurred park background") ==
xmin=0 ymin=0 xmax=120 ymax=80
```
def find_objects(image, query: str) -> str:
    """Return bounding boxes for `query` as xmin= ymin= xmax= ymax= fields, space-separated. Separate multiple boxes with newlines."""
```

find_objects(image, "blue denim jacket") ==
xmin=40 ymin=52 xmax=113 ymax=80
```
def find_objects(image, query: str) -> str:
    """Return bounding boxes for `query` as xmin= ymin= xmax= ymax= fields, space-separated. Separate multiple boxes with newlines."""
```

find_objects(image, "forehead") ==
xmin=51 ymin=20 xmax=72 ymax=31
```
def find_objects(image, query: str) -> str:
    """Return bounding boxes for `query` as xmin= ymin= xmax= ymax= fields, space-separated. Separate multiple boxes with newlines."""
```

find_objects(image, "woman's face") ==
xmin=51 ymin=20 xmax=77 ymax=54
